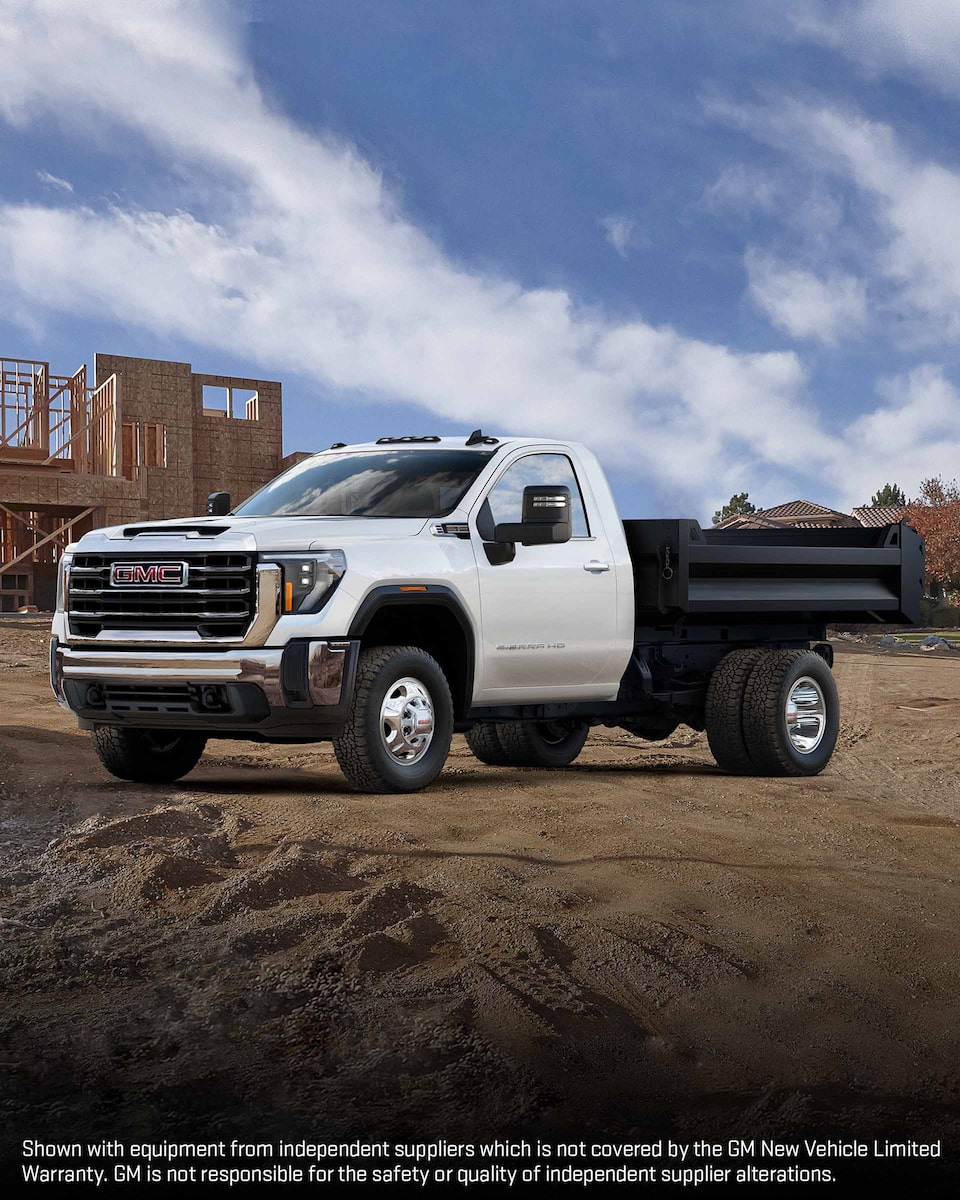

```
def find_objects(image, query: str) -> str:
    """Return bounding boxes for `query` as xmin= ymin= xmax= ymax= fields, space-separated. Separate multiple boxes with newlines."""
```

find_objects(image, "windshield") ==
xmin=234 ymin=449 xmax=495 ymax=518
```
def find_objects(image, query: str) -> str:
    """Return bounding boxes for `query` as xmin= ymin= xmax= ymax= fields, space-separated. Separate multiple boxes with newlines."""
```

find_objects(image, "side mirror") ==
xmin=495 ymin=485 xmax=572 ymax=546
xmin=207 ymin=491 xmax=231 ymax=516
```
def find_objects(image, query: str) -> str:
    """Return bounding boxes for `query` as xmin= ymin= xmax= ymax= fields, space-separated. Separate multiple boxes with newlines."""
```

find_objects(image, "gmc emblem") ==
xmin=111 ymin=561 xmax=187 ymax=587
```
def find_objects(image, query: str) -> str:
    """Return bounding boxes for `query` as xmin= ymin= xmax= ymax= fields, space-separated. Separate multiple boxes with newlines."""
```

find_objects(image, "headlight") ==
xmin=274 ymin=551 xmax=346 ymax=613
xmin=56 ymin=553 xmax=74 ymax=613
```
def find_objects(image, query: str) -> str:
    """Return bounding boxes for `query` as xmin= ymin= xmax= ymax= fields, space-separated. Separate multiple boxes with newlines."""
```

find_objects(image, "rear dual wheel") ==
xmin=465 ymin=719 xmax=589 ymax=768
xmin=706 ymin=648 xmax=839 ymax=777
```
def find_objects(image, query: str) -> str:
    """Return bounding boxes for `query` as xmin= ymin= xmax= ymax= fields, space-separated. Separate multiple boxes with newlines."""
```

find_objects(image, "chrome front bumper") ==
xmin=51 ymin=638 xmax=358 ymax=736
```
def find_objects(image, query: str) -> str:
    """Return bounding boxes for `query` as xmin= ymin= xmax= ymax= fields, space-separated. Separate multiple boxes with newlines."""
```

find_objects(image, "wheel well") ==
xmin=357 ymin=603 xmax=473 ymax=717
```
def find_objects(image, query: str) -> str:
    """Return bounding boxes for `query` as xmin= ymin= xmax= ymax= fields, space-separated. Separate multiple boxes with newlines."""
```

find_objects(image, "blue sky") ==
xmin=2 ymin=1 xmax=960 ymax=519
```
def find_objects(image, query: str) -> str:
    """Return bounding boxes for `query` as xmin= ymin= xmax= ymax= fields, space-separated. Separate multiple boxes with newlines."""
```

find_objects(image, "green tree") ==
xmin=868 ymin=483 xmax=906 ymax=507
xmin=712 ymin=493 xmax=756 ymax=526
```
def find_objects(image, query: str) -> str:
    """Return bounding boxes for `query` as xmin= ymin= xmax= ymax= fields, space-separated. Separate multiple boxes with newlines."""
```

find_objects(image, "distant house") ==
xmin=715 ymin=500 xmax=908 ymax=531
xmin=850 ymin=505 xmax=910 ymax=528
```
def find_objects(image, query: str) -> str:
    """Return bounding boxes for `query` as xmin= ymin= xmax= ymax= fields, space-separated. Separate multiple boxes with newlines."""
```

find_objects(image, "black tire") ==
xmin=495 ymin=719 xmax=589 ymax=767
xmin=704 ymin=648 xmax=764 ymax=774
xmin=333 ymin=645 xmax=453 ymax=793
xmin=621 ymin=717 xmax=680 ymax=741
xmin=741 ymin=649 xmax=840 ymax=777
xmin=465 ymin=722 xmax=512 ymax=766
xmin=92 ymin=726 xmax=207 ymax=783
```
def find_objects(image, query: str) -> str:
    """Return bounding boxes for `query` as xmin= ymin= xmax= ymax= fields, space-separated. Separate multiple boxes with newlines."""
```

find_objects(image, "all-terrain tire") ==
xmin=495 ymin=719 xmax=589 ymax=767
xmin=704 ymin=648 xmax=764 ymax=774
xmin=333 ymin=645 xmax=454 ymax=793
xmin=622 ymin=717 xmax=680 ymax=741
xmin=92 ymin=726 xmax=207 ymax=783
xmin=741 ymin=649 xmax=840 ymax=777
xmin=465 ymin=722 xmax=513 ymax=766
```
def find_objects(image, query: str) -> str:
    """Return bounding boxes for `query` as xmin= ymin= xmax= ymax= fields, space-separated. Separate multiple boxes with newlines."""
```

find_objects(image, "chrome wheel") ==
xmin=785 ymin=676 xmax=827 ymax=753
xmin=380 ymin=677 xmax=435 ymax=764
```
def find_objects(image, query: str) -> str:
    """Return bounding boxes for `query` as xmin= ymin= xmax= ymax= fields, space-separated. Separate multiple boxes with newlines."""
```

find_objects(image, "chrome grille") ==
xmin=68 ymin=552 xmax=256 ymax=639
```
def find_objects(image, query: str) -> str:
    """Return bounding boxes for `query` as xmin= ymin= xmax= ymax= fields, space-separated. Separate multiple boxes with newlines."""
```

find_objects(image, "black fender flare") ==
xmin=347 ymin=585 xmax=476 ymax=714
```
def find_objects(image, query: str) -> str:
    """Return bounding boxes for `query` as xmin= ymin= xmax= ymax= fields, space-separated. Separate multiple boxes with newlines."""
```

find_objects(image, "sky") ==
xmin=1 ymin=0 xmax=959 ymax=521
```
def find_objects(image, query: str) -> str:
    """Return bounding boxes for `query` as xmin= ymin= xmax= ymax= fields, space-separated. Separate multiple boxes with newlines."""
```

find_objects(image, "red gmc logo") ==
xmin=111 ymin=562 xmax=186 ymax=587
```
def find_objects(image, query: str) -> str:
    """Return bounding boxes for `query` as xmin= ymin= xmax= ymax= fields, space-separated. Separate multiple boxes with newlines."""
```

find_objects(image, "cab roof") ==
xmin=315 ymin=435 xmax=574 ymax=455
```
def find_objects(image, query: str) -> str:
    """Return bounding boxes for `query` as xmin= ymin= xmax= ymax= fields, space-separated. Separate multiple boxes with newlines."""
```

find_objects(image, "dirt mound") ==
xmin=202 ymin=843 xmax=360 ymax=923
xmin=58 ymin=805 xmax=218 ymax=851
xmin=128 ymin=853 xmax=224 ymax=904
xmin=339 ymin=879 xmax=439 ymax=939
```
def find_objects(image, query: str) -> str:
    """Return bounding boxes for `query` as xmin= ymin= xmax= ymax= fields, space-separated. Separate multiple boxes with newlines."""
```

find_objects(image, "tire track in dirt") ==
xmin=831 ymin=651 xmax=902 ymax=796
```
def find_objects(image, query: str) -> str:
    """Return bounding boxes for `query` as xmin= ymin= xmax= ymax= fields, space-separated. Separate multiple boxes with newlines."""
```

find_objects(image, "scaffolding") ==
xmin=0 ymin=358 xmax=119 ymax=473
xmin=0 ymin=356 xmax=120 ymax=610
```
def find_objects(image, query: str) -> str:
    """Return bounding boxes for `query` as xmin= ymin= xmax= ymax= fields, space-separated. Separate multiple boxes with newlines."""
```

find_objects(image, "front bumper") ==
xmin=51 ymin=638 xmax=359 ymax=741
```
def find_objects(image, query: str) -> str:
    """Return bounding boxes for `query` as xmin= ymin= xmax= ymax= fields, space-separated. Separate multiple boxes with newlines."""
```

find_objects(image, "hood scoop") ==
xmin=121 ymin=524 xmax=230 ymax=538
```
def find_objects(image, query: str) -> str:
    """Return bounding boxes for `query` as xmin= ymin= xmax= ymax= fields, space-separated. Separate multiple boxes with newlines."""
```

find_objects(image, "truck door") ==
xmin=471 ymin=450 xmax=620 ymax=702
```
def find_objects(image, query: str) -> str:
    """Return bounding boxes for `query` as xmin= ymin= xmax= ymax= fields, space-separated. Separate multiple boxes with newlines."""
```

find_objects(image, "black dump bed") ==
xmin=623 ymin=519 xmax=923 ymax=625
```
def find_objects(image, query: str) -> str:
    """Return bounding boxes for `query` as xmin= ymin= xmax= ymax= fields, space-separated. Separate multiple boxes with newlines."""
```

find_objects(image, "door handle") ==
xmin=583 ymin=560 xmax=611 ymax=573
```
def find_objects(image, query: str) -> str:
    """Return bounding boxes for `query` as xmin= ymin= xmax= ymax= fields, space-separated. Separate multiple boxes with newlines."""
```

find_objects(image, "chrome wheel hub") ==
xmin=785 ymin=677 xmax=827 ymax=753
xmin=380 ymin=677 xmax=435 ymax=764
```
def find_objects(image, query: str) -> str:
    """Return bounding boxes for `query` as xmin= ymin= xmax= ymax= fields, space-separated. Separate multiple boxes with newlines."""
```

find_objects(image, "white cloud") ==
xmin=793 ymin=1 xmax=960 ymax=95
xmin=0 ymin=0 xmax=951 ymax=518
xmin=841 ymin=364 xmax=960 ymax=506
xmin=0 ymin=0 xmax=835 ymax=513
xmin=36 ymin=170 xmax=72 ymax=192
xmin=703 ymin=92 xmax=960 ymax=502
xmin=599 ymin=213 xmax=636 ymax=259
xmin=709 ymin=97 xmax=960 ymax=346
xmin=746 ymin=249 xmax=868 ymax=344
xmin=702 ymin=163 xmax=780 ymax=215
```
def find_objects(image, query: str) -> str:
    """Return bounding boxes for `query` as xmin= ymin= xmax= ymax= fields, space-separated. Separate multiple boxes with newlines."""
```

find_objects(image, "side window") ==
xmin=486 ymin=453 xmax=590 ymax=537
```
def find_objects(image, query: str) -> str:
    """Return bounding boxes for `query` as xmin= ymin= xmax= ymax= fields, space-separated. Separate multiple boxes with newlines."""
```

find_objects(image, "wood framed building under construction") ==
xmin=0 ymin=351 xmax=295 ymax=611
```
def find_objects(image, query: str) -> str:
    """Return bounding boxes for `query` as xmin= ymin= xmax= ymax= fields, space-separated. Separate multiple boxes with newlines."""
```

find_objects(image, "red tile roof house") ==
xmin=715 ymin=500 xmax=908 ymax=531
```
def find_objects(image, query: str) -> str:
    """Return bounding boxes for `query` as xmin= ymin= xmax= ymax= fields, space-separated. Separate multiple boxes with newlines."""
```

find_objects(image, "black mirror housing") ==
xmin=495 ymin=484 xmax=572 ymax=546
xmin=207 ymin=491 xmax=231 ymax=516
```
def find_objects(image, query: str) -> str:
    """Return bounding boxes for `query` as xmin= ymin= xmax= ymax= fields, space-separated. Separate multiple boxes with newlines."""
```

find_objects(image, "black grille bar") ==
xmin=68 ymin=553 xmax=257 ymax=639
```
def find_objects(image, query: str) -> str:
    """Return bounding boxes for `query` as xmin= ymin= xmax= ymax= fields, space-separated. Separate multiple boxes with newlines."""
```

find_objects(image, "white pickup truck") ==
xmin=50 ymin=434 xmax=923 ymax=793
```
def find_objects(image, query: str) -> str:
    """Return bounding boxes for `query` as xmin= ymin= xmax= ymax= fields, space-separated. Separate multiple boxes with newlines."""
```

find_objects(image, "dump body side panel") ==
xmin=623 ymin=519 xmax=923 ymax=627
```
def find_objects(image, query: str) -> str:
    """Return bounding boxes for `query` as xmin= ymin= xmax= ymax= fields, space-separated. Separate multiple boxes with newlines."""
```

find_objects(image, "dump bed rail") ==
xmin=623 ymin=519 xmax=924 ymax=625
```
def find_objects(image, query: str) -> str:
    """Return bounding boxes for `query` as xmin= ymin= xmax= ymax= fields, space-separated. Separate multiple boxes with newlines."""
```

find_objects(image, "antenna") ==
xmin=466 ymin=429 xmax=498 ymax=446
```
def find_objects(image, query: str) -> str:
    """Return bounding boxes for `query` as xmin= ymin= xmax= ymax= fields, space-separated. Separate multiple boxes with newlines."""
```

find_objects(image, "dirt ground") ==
xmin=0 ymin=619 xmax=958 ymax=1175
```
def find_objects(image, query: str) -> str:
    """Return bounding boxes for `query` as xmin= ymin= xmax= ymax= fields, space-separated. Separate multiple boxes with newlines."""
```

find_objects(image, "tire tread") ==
xmin=742 ymin=649 xmax=826 ymax=777
xmin=92 ymin=726 xmax=206 ymax=783
xmin=495 ymin=720 xmax=588 ymax=768
xmin=333 ymin=645 xmax=453 ymax=793
xmin=704 ymin=648 xmax=764 ymax=774
xmin=465 ymin=722 xmax=512 ymax=766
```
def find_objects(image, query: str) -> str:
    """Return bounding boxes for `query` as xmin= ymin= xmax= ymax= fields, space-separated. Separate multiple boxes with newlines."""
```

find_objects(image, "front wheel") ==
xmin=333 ymin=646 xmax=453 ymax=793
xmin=495 ymin=719 xmax=589 ymax=767
xmin=92 ymin=726 xmax=207 ymax=783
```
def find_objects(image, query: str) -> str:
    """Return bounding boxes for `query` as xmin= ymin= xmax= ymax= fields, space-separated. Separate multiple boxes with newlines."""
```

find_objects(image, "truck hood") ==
xmin=74 ymin=514 xmax=431 ymax=553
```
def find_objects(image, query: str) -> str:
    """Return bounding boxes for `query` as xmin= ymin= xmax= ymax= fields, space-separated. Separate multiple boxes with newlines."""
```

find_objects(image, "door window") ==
xmin=485 ymin=454 xmax=590 ymax=536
